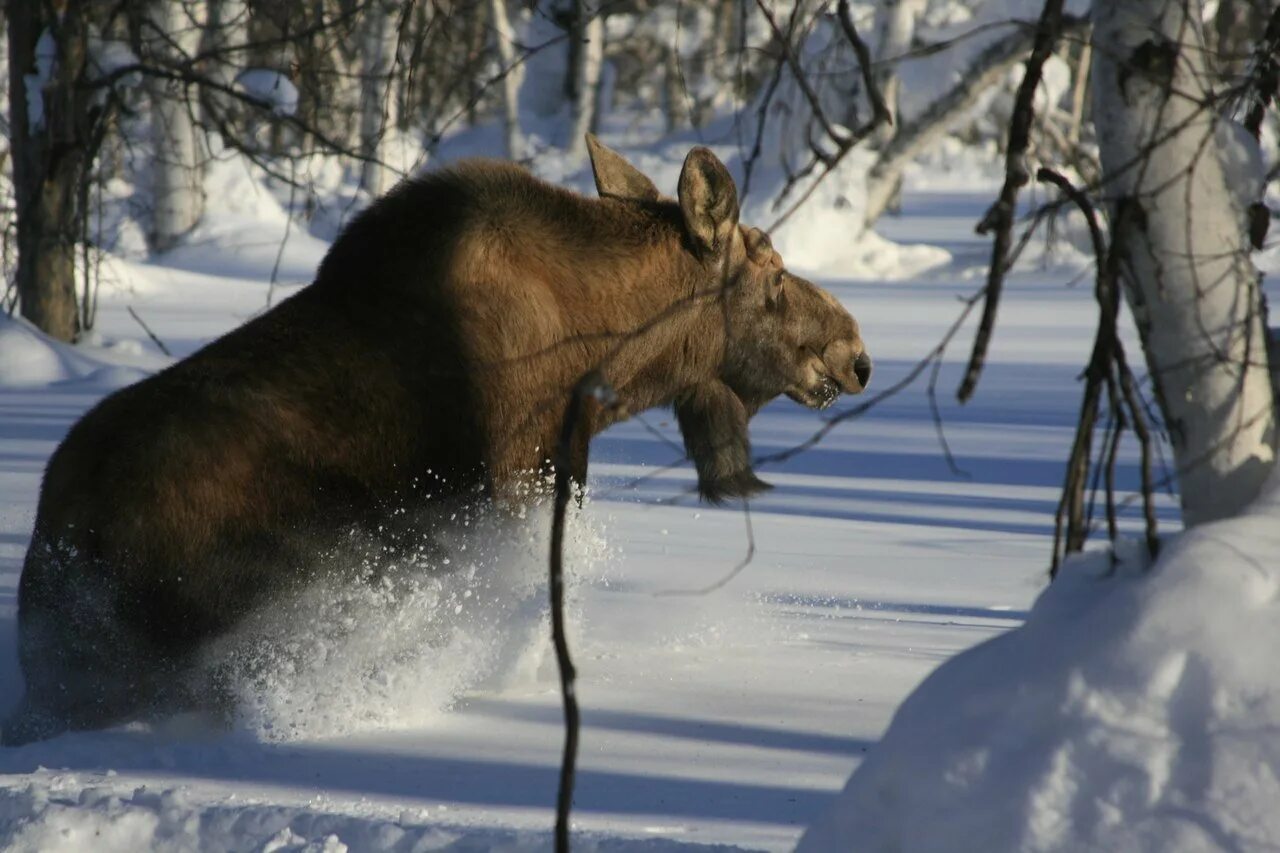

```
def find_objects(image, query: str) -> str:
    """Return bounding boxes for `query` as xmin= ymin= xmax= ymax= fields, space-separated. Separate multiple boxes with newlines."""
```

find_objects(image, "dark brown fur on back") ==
xmin=3 ymin=140 xmax=868 ymax=744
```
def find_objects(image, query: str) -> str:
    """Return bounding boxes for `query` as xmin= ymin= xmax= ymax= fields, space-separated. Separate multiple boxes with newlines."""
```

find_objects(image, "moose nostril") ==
xmin=853 ymin=352 xmax=873 ymax=388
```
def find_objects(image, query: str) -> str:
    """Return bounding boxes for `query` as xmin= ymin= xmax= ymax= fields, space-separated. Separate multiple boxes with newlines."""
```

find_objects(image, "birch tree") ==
xmin=8 ymin=0 xmax=95 ymax=341
xmin=489 ymin=0 xmax=524 ymax=160
xmin=1092 ymin=0 xmax=1275 ymax=525
xmin=358 ymin=0 xmax=398 ymax=196
xmin=201 ymin=0 xmax=249 ymax=128
xmin=144 ymin=0 xmax=206 ymax=252
xmin=867 ymin=0 xmax=923 ymax=214
xmin=566 ymin=0 xmax=603 ymax=162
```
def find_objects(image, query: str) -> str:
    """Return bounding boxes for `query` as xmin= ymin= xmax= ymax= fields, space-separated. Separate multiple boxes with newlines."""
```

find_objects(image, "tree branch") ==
xmin=957 ymin=0 xmax=1067 ymax=404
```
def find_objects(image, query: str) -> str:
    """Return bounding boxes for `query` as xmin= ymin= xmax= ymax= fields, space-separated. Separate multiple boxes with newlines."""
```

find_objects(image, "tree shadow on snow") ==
xmin=0 ymin=724 xmax=843 ymax=828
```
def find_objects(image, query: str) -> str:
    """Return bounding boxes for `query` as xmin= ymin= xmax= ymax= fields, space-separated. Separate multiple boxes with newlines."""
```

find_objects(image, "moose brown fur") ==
xmin=2 ymin=137 xmax=869 ymax=744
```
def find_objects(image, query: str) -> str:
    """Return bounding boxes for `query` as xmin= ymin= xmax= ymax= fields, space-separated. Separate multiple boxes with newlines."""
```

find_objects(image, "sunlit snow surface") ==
xmin=0 ymin=161 xmax=1180 ymax=851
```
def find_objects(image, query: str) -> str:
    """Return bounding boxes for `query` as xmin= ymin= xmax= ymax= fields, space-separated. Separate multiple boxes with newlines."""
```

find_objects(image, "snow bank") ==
xmin=0 ymin=782 xmax=750 ymax=852
xmin=799 ymin=472 xmax=1280 ymax=852
xmin=0 ymin=314 xmax=151 ymax=388
xmin=0 ymin=316 xmax=78 ymax=386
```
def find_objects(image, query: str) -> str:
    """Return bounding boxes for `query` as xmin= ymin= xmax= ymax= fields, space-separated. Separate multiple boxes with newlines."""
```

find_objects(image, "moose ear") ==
xmin=586 ymin=134 xmax=660 ymax=203
xmin=678 ymin=147 xmax=739 ymax=260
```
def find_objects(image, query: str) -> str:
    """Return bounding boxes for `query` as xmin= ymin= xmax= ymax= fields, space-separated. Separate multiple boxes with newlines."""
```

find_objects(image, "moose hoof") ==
xmin=698 ymin=469 xmax=773 ymax=505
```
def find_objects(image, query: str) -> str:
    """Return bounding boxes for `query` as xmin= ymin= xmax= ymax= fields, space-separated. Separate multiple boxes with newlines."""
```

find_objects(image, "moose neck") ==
xmin=593 ymin=240 xmax=730 ymax=416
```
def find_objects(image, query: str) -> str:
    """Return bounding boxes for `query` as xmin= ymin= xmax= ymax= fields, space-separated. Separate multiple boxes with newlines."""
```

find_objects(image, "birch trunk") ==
xmin=489 ymin=0 xmax=524 ymax=160
xmin=567 ymin=0 xmax=603 ymax=161
xmin=203 ymin=0 xmax=248 ymax=85
xmin=9 ymin=0 xmax=93 ymax=341
xmin=147 ymin=0 xmax=205 ymax=253
xmin=1092 ymin=0 xmax=1275 ymax=525
xmin=359 ymin=0 xmax=398 ymax=196
xmin=870 ymin=0 xmax=922 ymax=143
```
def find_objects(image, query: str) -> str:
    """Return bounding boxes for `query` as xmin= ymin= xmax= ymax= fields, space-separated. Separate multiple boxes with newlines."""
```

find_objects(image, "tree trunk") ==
xmin=871 ymin=0 xmax=921 ymax=144
xmin=489 ymin=0 xmax=524 ymax=160
xmin=203 ymin=0 xmax=249 ymax=84
xmin=567 ymin=0 xmax=603 ymax=161
xmin=146 ymin=0 xmax=205 ymax=253
xmin=1092 ymin=0 xmax=1275 ymax=526
xmin=1212 ymin=0 xmax=1268 ymax=79
xmin=662 ymin=45 xmax=687 ymax=132
xmin=9 ymin=0 xmax=94 ymax=341
xmin=865 ymin=0 xmax=922 ymax=216
xmin=201 ymin=0 xmax=249 ymax=128
xmin=359 ymin=0 xmax=398 ymax=196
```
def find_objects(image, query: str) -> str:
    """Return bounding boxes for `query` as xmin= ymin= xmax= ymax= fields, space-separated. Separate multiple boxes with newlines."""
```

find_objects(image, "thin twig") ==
xmin=1037 ymin=169 xmax=1160 ymax=575
xmin=926 ymin=351 xmax=970 ymax=478
xmin=127 ymin=306 xmax=172 ymax=357
xmin=654 ymin=501 xmax=755 ymax=597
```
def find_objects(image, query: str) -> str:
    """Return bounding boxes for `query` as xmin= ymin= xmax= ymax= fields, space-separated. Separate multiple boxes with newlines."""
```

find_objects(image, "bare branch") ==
xmin=836 ymin=0 xmax=892 ymax=128
xmin=549 ymin=370 xmax=620 ymax=853
xmin=957 ymin=0 xmax=1068 ymax=404
xmin=1241 ymin=4 xmax=1280 ymax=139
xmin=1038 ymin=169 xmax=1159 ymax=575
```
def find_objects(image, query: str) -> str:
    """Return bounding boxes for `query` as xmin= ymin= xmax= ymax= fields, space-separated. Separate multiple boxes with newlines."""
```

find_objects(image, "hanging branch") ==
xmin=1242 ymin=4 xmax=1280 ymax=140
xmin=1038 ymin=168 xmax=1158 ymax=577
xmin=956 ymin=0 xmax=1067 ymax=403
xmin=836 ymin=0 xmax=893 ymax=131
xmin=548 ymin=370 xmax=620 ymax=853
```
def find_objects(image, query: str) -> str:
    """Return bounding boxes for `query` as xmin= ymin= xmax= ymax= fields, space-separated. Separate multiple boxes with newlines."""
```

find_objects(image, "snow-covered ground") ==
xmin=0 ymin=148 xmax=1181 ymax=851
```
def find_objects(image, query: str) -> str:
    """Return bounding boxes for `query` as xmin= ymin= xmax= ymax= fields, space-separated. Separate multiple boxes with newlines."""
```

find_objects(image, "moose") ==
xmin=2 ymin=137 xmax=870 ymax=745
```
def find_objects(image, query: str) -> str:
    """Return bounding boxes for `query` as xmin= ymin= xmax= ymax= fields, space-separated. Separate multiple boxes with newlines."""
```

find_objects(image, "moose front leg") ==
xmin=675 ymin=382 xmax=772 ymax=504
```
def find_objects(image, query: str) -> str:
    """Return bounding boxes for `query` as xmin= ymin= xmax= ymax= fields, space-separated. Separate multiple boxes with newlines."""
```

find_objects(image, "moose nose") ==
xmin=853 ymin=352 xmax=873 ymax=389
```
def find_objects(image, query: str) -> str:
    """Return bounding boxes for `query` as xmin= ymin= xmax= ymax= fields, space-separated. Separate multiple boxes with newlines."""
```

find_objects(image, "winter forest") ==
xmin=1 ymin=0 xmax=1279 ymax=849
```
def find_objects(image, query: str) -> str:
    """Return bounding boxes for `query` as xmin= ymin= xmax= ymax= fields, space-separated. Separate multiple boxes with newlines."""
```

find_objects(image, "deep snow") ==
xmin=799 ymin=474 xmax=1280 ymax=853
xmin=0 ymin=135 xmax=1187 ymax=851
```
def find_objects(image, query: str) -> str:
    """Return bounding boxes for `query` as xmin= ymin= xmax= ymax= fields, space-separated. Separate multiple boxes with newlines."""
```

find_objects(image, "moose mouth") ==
xmin=787 ymin=375 xmax=841 ymax=410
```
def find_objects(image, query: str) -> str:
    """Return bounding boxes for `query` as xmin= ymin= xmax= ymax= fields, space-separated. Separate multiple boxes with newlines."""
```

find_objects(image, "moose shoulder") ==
xmin=2 ymin=138 xmax=870 ymax=745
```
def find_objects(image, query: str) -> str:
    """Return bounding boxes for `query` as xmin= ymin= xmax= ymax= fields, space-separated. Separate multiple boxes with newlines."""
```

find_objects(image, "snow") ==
xmin=23 ymin=29 xmax=57 ymax=132
xmin=235 ymin=69 xmax=299 ymax=117
xmin=799 ymin=471 xmax=1280 ymax=853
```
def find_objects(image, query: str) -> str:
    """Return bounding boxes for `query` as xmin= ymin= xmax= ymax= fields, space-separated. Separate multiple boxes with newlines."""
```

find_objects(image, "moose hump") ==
xmin=2 ymin=137 xmax=869 ymax=744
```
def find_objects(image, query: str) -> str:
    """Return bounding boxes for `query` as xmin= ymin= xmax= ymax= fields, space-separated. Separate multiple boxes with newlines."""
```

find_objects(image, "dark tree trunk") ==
xmin=9 ymin=0 xmax=96 ymax=342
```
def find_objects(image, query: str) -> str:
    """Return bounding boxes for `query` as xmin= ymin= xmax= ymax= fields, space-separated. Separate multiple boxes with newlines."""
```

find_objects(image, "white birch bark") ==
xmin=147 ymin=0 xmax=205 ymax=252
xmin=203 ymin=0 xmax=248 ymax=86
xmin=871 ymin=0 xmax=922 ymax=144
xmin=489 ymin=0 xmax=524 ymax=160
xmin=1092 ymin=0 xmax=1275 ymax=525
xmin=567 ymin=0 xmax=603 ymax=161
xmin=359 ymin=0 xmax=398 ymax=196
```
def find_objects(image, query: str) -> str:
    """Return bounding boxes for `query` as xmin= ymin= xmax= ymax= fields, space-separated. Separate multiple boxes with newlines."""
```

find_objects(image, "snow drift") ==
xmin=799 ymin=472 xmax=1280 ymax=852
